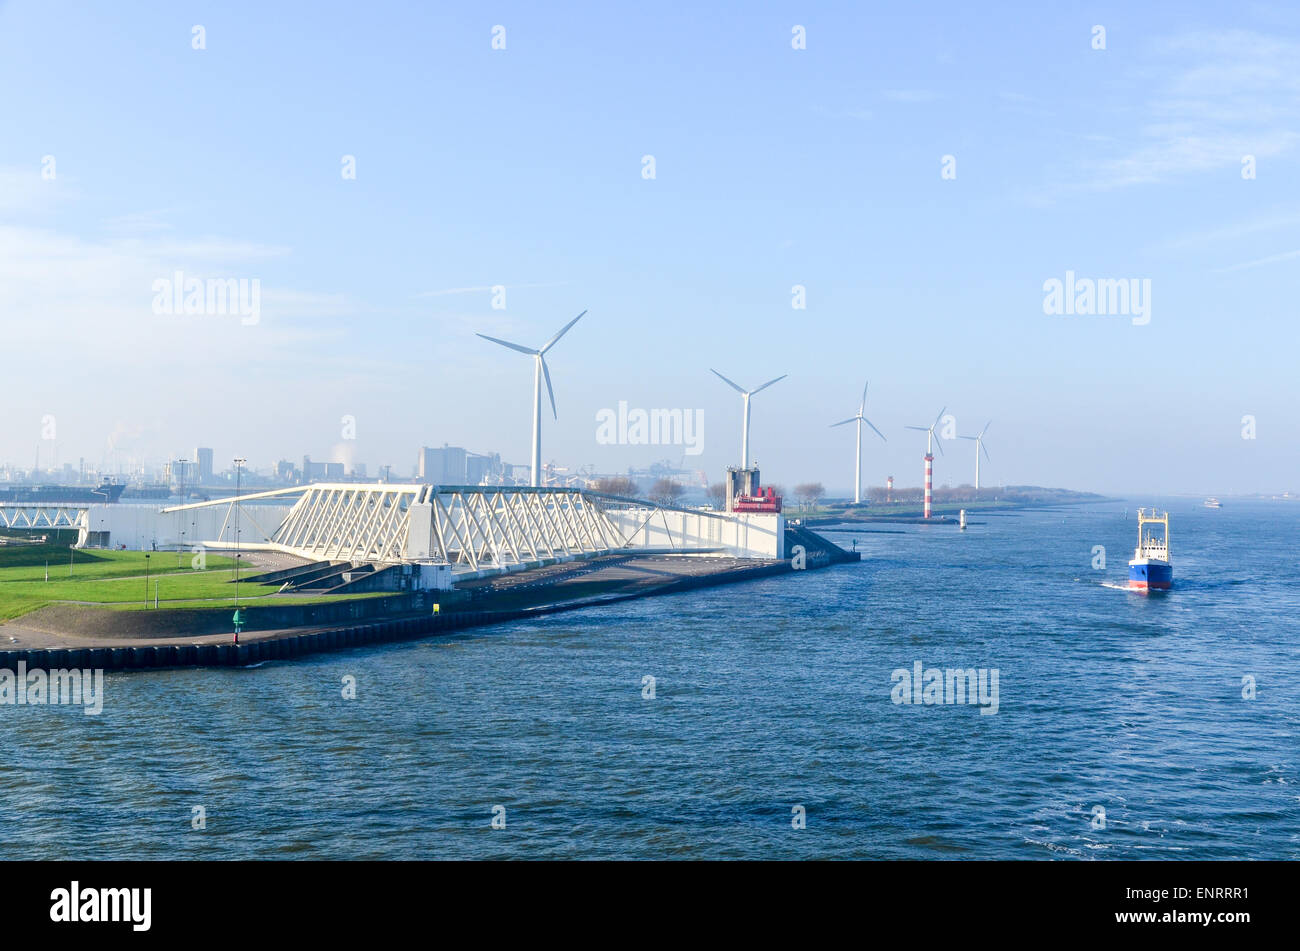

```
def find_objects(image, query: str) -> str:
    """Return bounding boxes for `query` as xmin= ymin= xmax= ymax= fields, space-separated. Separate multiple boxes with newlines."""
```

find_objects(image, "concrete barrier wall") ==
xmin=606 ymin=509 xmax=784 ymax=559
xmin=78 ymin=502 xmax=296 ymax=551
xmin=13 ymin=591 xmax=441 ymax=639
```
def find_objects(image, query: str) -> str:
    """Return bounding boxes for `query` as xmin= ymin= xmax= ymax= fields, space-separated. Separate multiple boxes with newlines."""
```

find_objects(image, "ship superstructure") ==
xmin=1128 ymin=508 xmax=1172 ymax=591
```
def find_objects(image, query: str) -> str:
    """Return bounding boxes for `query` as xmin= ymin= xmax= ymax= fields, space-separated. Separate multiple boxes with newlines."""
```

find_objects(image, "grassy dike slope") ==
xmin=0 ymin=540 xmax=379 ymax=622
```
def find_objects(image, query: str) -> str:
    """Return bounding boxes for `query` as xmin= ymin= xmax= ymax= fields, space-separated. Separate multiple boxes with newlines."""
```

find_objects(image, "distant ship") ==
xmin=0 ymin=480 xmax=125 ymax=505
xmin=1203 ymin=497 xmax=1222 ymax=509
xmin=1128 ymin=508 xmax=1172 ymax=591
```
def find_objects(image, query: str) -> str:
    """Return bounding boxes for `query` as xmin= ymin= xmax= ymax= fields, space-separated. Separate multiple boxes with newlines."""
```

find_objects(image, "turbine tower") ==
xmin=904 ymin=406 xmax=946 ymax=519
xmin=710 ymin=369 xmax=786 ymax=469
xmin=959 ymin=421 xmax=991 ymax=495
xmin=830 ymin=381 xmax=886 ymax=505
xmin=477 ymin=310 xmax=586 ymax=487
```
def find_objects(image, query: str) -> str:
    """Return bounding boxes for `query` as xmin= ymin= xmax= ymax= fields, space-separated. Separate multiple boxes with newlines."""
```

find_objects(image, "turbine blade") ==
xmin=981 ymin=420 xmax=992 ymax=438
xmin=751 ymin=374 xmax=787 ymax=395
xmin=540 ymin=356 xmax=557 ymax=419
xmin=864 ymin=418 xmax=887 ymax=441
xmin=982 ymin=442 xmax=991 ymax=461
xmin=540 ymin=310 xmax=586 ymax=353
xmin=710 ymin=369 xmax=745 ymax=393
xmin=958 ymin=435 xmax=978 ymax=441
xmin=933 ymin=435 xmax=945 ymax=456
xmin=904 ymin=425 xmax=929 ymax=432
xmin=859 ymin=381 xmax=869 ymax=415
xmin=830 ymin=417 xmax=857 ymax=428
xmin=932 ymin=406 xmax=947 ymax=429
xmin=476 ymin=333 xmax=536 ymax=356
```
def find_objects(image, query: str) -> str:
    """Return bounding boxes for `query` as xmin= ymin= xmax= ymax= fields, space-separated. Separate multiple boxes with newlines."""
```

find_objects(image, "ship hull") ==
xmin=1128 ymin=559 xmax=1173 ymax=591
xmin=0 ymin=482 xmax=125 ymax=504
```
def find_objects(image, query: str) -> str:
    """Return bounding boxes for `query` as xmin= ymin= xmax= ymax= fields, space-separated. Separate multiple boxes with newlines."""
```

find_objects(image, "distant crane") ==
xmin=905 ymin=406 xmax=946 ymax=519
xmin=477 ymin=310 xmax=586 ymax=487
xmin=830 ymin=381 xmax=886 ymax=505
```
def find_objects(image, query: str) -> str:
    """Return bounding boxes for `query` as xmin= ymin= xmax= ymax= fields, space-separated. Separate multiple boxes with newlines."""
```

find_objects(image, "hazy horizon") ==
xmin=3 ymin=1 xmax=1297 ymax=497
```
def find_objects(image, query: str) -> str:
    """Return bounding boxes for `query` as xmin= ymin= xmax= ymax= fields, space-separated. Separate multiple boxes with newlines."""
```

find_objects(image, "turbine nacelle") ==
xmin=958 ymin=420 xmax=993 ymax=461
xmin=711 ymin=368 xmax=786 ymax=471
xmin=904 ymin=406 xmax=947 ymax=456
xmin=959 ymin=421 xmax=992 ymax=492
xmin=477 ymin=310 xmax=587 ymax=487
xmin=830 ymin=380 xmax=886 ymax=505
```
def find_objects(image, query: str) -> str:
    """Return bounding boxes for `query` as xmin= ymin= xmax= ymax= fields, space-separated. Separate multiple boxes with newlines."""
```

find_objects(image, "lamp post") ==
xmin=233 ymin=458 xmax=245 ymax=607
xmin=232 ymin=457 xmax=247 ymax=645
xmin=176 ymin=457 xmax=187 ymax=567
xmin=144 ymin=553 xmax=150 ymax=608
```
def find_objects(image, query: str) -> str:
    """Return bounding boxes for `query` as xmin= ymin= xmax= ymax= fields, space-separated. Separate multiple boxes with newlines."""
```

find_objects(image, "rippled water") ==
xmin=2 ymin=499 xmax=1296 ymax=859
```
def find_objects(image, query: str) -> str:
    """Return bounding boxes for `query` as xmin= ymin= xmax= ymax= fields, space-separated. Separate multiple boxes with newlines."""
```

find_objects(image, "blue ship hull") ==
xmin=1128 ymin=559 xmax=1172 ymax=591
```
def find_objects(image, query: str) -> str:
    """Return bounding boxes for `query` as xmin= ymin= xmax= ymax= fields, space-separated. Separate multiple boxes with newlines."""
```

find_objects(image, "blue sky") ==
xmin=2 ymin=0 xmax=1297 ymax=495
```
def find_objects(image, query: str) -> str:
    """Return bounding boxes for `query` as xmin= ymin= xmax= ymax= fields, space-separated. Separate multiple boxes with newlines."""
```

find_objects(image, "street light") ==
xmin=233 ymin=458 xmax=245 ymax=607
xmin=144 ymin=553 xmax=150 ymax=608
xmin=176 ymin=457 xmax=187 ymax=567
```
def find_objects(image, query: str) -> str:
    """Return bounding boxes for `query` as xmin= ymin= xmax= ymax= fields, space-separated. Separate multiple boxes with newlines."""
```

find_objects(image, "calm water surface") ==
xmin=2 ymin=499 xmax=1296 ymax=859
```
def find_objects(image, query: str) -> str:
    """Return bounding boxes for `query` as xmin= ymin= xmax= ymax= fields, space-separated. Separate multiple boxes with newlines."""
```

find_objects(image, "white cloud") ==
xmin=1211 ymin=248 xmax=1300 ymax=273
xmin=881 ymin=89 xmax=940 ymax=104
xmin=1148 ymin=207 xmax=1300 ymax=253
xmin=1078 ymin=30 xmax=1300 ymax=190
xmin=414 ymin=280 xmax=567 ymax=298
xmin=0 ymin=164 xmax=75 ymax=213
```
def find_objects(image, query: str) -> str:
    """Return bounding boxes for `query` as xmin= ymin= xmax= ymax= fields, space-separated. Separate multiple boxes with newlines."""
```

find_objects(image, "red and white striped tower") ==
xmin=923 ymin=454 xmax=934 ymax=518
xmin=906 ymin=407 xmax=947 ymax=521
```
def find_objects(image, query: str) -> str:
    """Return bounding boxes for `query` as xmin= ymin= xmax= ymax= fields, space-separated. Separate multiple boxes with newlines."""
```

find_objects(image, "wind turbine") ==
xmin=904 ymin=406 xmax=946 ymax=519
xmin=477 ymin=310 xmax=586 ymax=487
xmin=830 ymin=381 xmax=886 ymax=505
xmin=711 ymin=369 xmax=786 ymax=469
xmin=959 ymin=421 xmax=991 ymax=495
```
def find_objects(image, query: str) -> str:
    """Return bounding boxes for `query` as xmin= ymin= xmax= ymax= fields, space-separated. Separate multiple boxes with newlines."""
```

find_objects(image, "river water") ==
xmin=2 ymin=499 xmax=1296 ymax=859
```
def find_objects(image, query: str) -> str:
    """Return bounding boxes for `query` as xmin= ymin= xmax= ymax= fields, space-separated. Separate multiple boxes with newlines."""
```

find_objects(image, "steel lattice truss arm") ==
xmin=162 ymin=483 xmax=737 ymax=573
xmin=270 ymin=484 xmax=423 ymax=563
xmin=167 ymin=483 xmax=636 ymax=571
xmin=0 ymin=506 xmax=86 ymax=530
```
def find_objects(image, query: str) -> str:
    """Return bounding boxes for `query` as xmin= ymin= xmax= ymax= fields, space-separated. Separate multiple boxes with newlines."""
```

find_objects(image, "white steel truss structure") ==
xmin=0 ymin=505 xmax=86 ymax=530
xmin=163 ymin=483 xmax=704 ymax=573
xmin=270 ymin=484 xmax=426 ymax=564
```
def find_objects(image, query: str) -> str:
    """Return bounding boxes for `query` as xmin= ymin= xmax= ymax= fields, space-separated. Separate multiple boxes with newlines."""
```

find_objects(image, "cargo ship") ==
xmin=1128 ymin=508 xmax=1172 ymax=591
xmin=0 ymin=479 xmax=126 ymax=505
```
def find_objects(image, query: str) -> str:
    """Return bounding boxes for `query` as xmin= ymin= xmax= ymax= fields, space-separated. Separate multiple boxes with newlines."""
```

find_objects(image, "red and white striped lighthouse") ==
xmin=906 ymin=407 xmax=947 ymax=522
xmin=923 ymin=454 xmax=934 ymax=518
